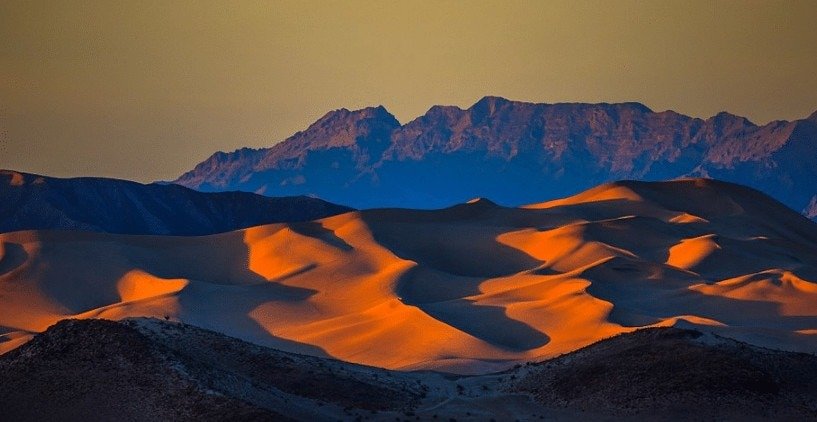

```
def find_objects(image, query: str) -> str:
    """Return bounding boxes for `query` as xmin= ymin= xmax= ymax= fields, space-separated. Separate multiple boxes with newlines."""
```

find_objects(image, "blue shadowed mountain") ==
xmin=173 ymin=97 xmax=817 ymax=218
xmin=0 ymin=170 xmax=352 ymax=235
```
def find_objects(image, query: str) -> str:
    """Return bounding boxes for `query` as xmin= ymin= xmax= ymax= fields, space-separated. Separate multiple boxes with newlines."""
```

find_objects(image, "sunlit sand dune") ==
xmin=2 ymin=178 xmax=817 ymax=374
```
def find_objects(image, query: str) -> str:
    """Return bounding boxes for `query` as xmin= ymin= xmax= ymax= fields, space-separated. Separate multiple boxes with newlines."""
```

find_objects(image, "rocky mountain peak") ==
xmin=421 ymin=104 xmax=467 ymax=121
xmin=270 ymin=105 xmax=400 ymax=159
xmin=468 ymin=96 xmax=524 ymax=122
xmin=311 ymin=105 xmax=400 ymax=129
xmin=616 ymin=101 xmax=653 ymax=114
xmin=709 ymin=111 xmax=754 ymax=127
xmin=471 ymin=95 xmax=513 ymax=110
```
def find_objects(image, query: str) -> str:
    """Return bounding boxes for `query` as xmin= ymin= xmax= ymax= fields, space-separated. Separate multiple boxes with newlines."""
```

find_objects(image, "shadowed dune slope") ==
xmin=2 ymin=178 xmax=817 ymax=373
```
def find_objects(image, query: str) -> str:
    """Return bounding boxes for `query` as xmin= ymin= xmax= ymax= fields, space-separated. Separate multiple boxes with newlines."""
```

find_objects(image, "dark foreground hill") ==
xmin=2 ymin=319 xmax=816 ymax=421
xmin=513 ymin=328 xmax=817 ymax=419
xmin=174 ymin=97 xmax=817 ymax=216
xmin=0 ymin=170 xmax=351 ymax=235
xmin=0 ymin=319 xmax=424 ymax=422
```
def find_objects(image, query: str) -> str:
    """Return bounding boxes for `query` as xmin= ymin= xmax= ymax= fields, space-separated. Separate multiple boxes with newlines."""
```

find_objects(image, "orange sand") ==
xmin=2 ymin=179 xmax=817 ymax=373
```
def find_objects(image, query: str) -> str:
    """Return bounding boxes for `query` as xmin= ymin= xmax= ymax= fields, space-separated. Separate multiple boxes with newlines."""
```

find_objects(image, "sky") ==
xmin=2 ymin=0 xmax=817 ymax=182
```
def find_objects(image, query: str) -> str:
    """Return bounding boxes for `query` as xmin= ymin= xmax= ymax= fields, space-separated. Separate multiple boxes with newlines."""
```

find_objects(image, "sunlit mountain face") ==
xmin=174 ymin=97 xmax=817 ymax=218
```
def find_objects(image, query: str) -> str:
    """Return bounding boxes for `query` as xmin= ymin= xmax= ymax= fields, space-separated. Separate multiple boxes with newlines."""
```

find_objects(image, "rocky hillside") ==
xmin=0 ymin=319 xmax=422 ymax=421
xmin=513 ymin=328 xmax=817 ymax=419
xmin=0 ymin=170 xmax=351 ymax=235
xmin=174 ymin=97 xmax=817 ymax=214
xmin=2 ymin=319 xmax=816 ymax=420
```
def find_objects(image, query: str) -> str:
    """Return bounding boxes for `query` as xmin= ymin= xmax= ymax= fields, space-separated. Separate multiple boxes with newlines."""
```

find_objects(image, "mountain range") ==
xmin=174 ymin=96 xmax=817 ymax=216
xmin=0 ymin=170 xmax=350 ymax=236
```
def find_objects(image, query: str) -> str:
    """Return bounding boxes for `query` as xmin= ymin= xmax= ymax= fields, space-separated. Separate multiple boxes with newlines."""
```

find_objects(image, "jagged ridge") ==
xmin=173 ymin=97 xmax=817 ymax=215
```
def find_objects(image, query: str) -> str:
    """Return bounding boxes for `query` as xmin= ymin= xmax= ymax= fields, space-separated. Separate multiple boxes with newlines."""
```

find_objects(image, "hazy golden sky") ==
xmin=2 ymin=0 xmax=817 ymax=181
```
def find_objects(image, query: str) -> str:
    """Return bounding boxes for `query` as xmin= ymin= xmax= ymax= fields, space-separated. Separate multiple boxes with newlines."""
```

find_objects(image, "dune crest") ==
xmin=2 ymin=179 xmax=817 ymax=373
xmin=116 ymin=270 xmax=189 ymax=302
xmin=666 ymin=234 xmax=721 ymax=270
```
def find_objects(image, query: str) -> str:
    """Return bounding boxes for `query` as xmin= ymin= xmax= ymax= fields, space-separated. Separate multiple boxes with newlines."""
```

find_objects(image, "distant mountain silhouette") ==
xmin=0 ymin=170 xmax=351 ymax=235
xmin=174 ymin=97 xmax=817 ymax=216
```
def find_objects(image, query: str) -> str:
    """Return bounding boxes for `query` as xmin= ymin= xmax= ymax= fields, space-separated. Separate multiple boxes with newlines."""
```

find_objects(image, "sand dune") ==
xmin=2 ymin=178 xmax=817 ymax=373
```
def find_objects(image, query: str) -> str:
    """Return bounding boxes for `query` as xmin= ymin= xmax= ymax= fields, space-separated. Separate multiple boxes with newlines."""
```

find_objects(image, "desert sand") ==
xmin=2 ymin=178 xmax=817 ymax=373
